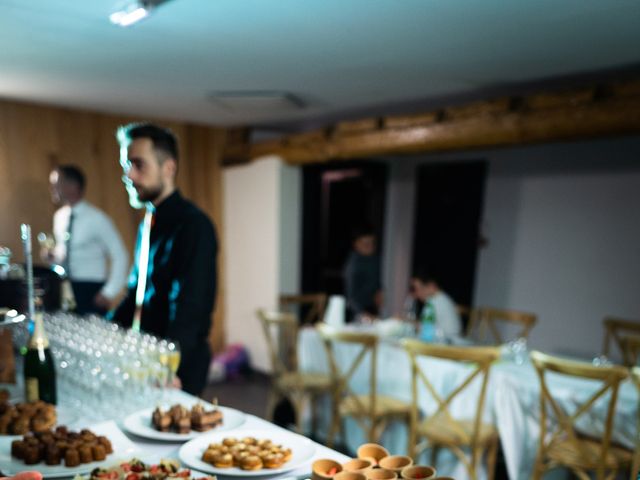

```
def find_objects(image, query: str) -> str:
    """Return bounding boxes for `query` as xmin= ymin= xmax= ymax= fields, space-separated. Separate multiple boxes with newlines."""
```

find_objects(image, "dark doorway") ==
xmin=302 ymin=161 xmax=388 ymax=296
xmin=412 ymin=161 xmax=487 ymax=313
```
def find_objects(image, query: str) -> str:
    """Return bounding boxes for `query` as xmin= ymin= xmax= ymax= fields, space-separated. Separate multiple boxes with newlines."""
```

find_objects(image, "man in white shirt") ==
xmin=410 ymin=271 xmax=462 ymax=338
xmin=43 ymin=165 xmax=128 ymax=315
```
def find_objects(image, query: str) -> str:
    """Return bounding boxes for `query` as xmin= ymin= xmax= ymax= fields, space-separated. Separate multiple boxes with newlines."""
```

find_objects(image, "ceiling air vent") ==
xmin=209 ymin=91 xmax=306 ymax=112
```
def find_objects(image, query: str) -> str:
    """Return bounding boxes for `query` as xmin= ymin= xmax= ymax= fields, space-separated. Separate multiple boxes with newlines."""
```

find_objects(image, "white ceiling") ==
xmin=1 ymin=0 xmax=640 ymax=128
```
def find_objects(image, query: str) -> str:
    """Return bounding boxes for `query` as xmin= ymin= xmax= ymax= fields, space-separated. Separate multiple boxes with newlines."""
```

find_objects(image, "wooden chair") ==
xmin=456 ymin=305 xmax=477 ymax=336
xmin=621 ymin=336 xmax=640 ymax=367
xmin=530 ymin=350 xmax=631 ymax=480
xmin=317 ymin=322 xmax=412 ymax=448
xmin=466 ymin=307 xmax=537 ymax=344
xmin=630 ymin=367 xmax=640 ymax=480
xmin=402 ymin=339 xmax=500 ymax=480
xmin=279 ymin=293 xmax=328 ymax=325
xmin=603 ymin=317 xmax=640 ymax=366
xmin=258 ymin=309 xmax=332 ymax=434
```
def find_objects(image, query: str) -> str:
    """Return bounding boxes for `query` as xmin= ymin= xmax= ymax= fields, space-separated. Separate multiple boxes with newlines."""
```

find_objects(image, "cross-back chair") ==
xmin=279 ymin=293 xmax=327 ymax=325
xmin=258 ymin=309 xmax=332 ymax=434
xmin=456 ymin=305 xmax=477 ymax=336
xmin=621 ymin=336 xmax=640 ymax=368
xmin=602 ymin=317 xmax=640 ymax=366
xmin=317 ymin=322 xmax=412 ymax=448
xmin=466 ymin=307 xmax=537 ymax=344
xmin=530 ymin=350 xmax=631 ymax=480
xmin=402 ymin=339 xmax=500 ymax=480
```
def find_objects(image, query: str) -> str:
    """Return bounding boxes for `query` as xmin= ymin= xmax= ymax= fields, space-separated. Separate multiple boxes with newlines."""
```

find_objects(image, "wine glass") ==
xmin=166 ymin=339 xmax=181 ymax=388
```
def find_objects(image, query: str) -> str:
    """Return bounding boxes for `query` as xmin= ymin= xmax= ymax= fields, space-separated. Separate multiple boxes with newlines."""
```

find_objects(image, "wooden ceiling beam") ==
xmin=222 ymin=78 xmax=640 ymax=166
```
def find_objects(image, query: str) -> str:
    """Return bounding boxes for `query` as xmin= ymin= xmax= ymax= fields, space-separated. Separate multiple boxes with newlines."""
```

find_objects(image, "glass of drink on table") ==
xmin=159 ymin=339 xmax=181 ymax=389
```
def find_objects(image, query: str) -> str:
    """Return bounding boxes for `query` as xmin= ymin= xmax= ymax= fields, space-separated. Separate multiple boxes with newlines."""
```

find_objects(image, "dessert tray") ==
xmin=123 ymin=403 xmax=246 ymax=442
xmin=178 ymin=428 xmax=316 ymax=477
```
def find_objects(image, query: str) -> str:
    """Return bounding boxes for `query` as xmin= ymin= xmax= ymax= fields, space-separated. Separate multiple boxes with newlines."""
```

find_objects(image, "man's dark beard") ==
xmin=135 ymin=184 xmax=163 ymax=203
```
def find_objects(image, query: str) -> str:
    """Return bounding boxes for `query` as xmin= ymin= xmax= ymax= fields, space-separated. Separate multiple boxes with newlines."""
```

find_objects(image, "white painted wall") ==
xmin=382 ymin=136 xmax=640 ymax=358
xmin=279 ymin=164 xmax=301 ymax=294
xmin=380 ymin=160 xmax=416 ymax=317
xmin=475 ymin=139 xmax=640 ymax=358
xmin=223 ymin=156 xmax=301 ymax=373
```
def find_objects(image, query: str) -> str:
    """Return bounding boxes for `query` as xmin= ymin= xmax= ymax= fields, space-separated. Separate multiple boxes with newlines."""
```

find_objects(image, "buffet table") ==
xmin=1 ymin=384 xmax=349 ymax=479
xmin=298 ymin=326 xmax=638 ymax=480
xmin=116 ymin=389 xmax=350 ymax=479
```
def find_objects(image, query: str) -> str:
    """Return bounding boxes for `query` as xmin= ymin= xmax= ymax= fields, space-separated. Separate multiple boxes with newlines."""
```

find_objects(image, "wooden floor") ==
xmin=202 ymin=371 xmax=271 ymax=419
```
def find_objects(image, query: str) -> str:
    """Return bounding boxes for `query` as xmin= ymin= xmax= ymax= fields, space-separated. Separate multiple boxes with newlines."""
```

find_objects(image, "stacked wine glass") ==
xmin=14 ymin=312 xmax=176 ymax=422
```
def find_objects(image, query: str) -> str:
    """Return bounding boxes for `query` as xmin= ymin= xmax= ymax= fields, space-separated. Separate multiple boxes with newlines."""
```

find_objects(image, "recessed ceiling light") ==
xmin=110 ymin=0 xmax=171 ymax=27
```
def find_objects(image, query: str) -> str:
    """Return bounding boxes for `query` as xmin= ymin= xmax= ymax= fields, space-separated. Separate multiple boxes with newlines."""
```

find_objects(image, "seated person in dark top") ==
xmin=343 ymin=227 xmax=382 ymax=320
xmin=110 ymin=123 xmax=218 ymax=396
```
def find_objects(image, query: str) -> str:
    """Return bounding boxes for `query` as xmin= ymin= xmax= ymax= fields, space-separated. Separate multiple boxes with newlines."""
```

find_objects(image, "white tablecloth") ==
xmin=298 ymin=327 xmax=638 ymax=480
xmin=3 ymin=386 xmax=348 ymax=479
xmin=87 ymin=389 xmax=348 ymax=480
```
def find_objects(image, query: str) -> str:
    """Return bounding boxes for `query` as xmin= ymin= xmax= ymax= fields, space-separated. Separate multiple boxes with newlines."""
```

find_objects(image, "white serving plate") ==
xmin=122 ymin=403 xmax=246 ymax=442
xmin=0 ymin=420 xmax=141 ymax=478
xmin=178 ymin=428 xmax=316 ymax=477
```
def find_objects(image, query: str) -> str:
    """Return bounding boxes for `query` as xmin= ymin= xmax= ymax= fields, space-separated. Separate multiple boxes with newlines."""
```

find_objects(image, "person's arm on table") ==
xmin=1 ymin=472 xmax=42 ymax=480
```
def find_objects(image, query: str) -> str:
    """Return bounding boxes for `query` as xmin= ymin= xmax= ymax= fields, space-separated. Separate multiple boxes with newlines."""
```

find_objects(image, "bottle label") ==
xmin=25 ymin=377 xmax=39 ymax=401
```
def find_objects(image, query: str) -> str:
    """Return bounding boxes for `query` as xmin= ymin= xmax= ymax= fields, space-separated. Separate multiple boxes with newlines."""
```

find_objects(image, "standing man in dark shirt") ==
xmin=111 ymin=123 xmax=218 ymax=395
xmin=343 ymin=226 xmax=382 ymax=321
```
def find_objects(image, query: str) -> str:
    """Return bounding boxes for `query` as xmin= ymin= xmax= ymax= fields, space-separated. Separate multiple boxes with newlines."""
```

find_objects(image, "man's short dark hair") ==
xmin=412 ymin=269 xmax=438 ymax=285
xmin=57 ymin=165 xmax=86 ymax=192
xmin=352 ymin=224 xmax=376 ymax=242
xmin=119 ymin=123 xmax=179 ymax=163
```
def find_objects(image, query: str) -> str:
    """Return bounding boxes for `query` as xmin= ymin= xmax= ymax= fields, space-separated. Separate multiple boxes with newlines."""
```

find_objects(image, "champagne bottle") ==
xmin=23 ymin=300 xmax=57 ymax=404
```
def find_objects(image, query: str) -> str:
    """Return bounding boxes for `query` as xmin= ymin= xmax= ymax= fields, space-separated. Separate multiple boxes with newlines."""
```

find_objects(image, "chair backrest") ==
xmin=402 ymin=339 xmax=500 ymax=451
xmin=257 ymin=309 xmax=299 ymax=375
xmin=621 ymin=336 xmax=640 ymax=367
xmin=467 ymin=307 xmax=537 ymax=344
xmin=456 ymin=305 xmax=477 ymax=336
xmin=530 ymin=350 xmax=629 ymax=480
xmin=316 ymin=323 xmax=378 ymax=419
xmin=602 ymin=317 xmax=640 ymax=365
xmin=279 ymin=293 xmax=328 ymax=325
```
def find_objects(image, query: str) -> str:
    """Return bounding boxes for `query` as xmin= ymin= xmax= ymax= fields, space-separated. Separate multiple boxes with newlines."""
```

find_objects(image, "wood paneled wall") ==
xmin=0 ymin=98 xmax=227 ymax=352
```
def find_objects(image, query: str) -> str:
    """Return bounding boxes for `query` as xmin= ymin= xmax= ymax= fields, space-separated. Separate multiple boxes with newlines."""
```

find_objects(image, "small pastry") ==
xmin=98 ymin=436 xmax=113 ymax=453
xmin=240 ymin=455 xmax=263 ymax=471
xmin=213 ymin=453 xmax=233 ymax=468
xmin=247 ymin=445 xmax=261 ymax=455
xmin=263 ymin=453 xmax=285 ymax=469
xmin=242 ymin=437 xmax=257 ymax=446
xmin=222 ymin=437 xmax=237 ymax=447
xmin=23 ymin=446 xmax=41 ymax=465
xmin=202 ymin=449 xmax=220 ymax=464
xmin=257 ymin=439 xmax=272 ymax=449
xmin=281 ymin=448 xmax=292 ymax=462
xmin=92 ymin=444 xmax=106 ymax=461
xmin=11 ymin=440 xmax=26 ymax=459
xmin=79 ymin=445 xmax=93 ymax=463
xmin=45 ymin=445 xmax=61 ymax=465
xmin=65 ymin=448 xmax=80 ymax=467
xmin=233 ymin=451 xmax=249 ymax=466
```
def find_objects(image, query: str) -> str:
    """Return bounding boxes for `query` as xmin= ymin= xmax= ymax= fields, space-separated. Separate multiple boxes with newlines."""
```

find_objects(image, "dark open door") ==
xmin=302 ymin=161 xmax=387 ymax=295
xmin=412 ymin=161 xmax=487 ymax=310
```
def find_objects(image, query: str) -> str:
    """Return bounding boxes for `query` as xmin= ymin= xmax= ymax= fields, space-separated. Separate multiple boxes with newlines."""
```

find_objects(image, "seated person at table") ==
xmin=410 ymin=272 xmax=461 ymax=338
xmin=343 ymin=226 xmax=382 ymax=321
